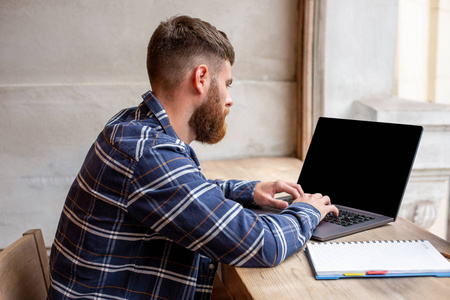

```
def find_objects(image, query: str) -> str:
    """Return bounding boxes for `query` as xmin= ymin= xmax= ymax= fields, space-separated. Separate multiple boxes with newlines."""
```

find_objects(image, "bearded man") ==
xmin=48 ymin=15 xmax=337 ymax=300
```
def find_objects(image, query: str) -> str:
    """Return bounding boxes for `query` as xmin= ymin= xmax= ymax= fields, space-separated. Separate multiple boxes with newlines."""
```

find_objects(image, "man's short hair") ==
xmin=147 ymin=15 xmax=235 ymax=93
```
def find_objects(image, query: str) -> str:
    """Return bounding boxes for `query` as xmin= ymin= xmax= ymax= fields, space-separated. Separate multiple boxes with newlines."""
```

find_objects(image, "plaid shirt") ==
xmin=48 ymin=91 xmax=321 ymax=300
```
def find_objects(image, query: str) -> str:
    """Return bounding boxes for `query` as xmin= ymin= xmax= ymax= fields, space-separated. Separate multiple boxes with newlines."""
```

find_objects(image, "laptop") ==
xmin=249 ymin=117 xmax=423 ymax=241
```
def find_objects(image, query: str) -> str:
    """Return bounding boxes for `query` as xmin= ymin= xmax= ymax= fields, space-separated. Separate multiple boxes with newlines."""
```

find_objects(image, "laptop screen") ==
xmin=298 ymin=117 xmax=423 ymax=219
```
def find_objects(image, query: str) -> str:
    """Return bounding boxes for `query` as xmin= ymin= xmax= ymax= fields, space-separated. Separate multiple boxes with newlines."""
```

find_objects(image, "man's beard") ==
xmin=189 ymin=80 xmax=229 ymax=145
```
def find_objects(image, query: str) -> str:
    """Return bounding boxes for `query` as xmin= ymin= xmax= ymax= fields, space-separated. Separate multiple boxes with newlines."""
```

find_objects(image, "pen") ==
xmin=343 ymin=271 xmax=389 ymax=277
xmin=366 ymin=270 xmax=388 ymax=275
xmin=440 ymin=252 xmax=450 ymax=259
xmin=343 ymin=273 xmax=365 ymax=277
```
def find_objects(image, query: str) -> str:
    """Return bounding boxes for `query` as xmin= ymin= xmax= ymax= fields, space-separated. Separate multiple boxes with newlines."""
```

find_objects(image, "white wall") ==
xmin=434 ymin=0 xmax=450 ymax=104
xmin=321 ymin=0 xmax=399 ymax=119
xmin=0 ymin=0 xmax=299 ymax=248
xmin=319 ymin=0 xmax=450 ymax=127
xmin=395 ymin=0 xmax=430 ymax=102
xmin=395 ymin=0 xmax=450 ymax=104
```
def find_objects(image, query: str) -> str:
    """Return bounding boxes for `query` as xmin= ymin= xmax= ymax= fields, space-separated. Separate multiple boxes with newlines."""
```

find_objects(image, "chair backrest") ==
xmin=0 ymin=229 xmax=50 ymax=300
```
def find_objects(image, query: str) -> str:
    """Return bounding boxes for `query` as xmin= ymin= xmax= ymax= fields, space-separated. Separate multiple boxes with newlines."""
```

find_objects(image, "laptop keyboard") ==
xmin=323 ymin=210 xmax=375 ymax=227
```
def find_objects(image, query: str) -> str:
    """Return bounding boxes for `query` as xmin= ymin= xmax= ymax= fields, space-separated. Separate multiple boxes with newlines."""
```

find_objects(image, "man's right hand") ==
xmin=292 ymin=193 xmax=339 ymax=220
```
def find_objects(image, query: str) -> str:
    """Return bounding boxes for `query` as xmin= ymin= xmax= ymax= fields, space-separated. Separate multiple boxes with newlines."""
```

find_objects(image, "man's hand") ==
xmin=253 ymin=182 xmax=338 ymax=220
xmin=293 ymin=193 xmax=339 ymax=220
xmin=253 ymin=181 xmax=305 ymax=210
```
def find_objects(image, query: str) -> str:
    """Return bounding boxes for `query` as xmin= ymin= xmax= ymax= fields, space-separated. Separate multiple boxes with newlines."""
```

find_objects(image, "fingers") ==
xmin=253 ymin=181 xmax=307 ymax=209
xmin=316 ymin=195 xmax=337 ymax=216
xmin=255 ymin=195 xmax=289 ymax=210
xmin=253 ymin=181 xmax=298 ymax=208
xmin=294 ymin=193 xmax=338 ymax=219
xmin=270 ymin=199 xmax=289 ymax=210
xmin=328 ymin=204 xmax=339 ymax=217
xmin=313 ymin=194 xmax=331 ymax=206
xmin=275 ymin=181 xmax=305 ymax=199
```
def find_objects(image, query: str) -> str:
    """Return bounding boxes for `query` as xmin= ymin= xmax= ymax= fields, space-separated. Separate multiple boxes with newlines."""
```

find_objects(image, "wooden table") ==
xmin=201 ymin=157 xmax=450 ymax=300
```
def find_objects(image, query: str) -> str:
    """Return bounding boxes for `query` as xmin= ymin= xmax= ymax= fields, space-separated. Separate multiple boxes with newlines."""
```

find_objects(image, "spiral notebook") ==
xmin=306 ymin=240 xmax=450 ymax=280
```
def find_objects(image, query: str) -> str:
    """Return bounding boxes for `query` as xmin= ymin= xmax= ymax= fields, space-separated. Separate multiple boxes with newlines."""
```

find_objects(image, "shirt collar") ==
xmin=141 ymin=90 xmax=200 ymax=166
xmin=141 ymin=90 xmax=179 ymax=139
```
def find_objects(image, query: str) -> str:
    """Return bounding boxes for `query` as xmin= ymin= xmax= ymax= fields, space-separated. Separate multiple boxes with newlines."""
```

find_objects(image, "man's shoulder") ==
xmin=100 ymin=113 xmax=187 ymax=160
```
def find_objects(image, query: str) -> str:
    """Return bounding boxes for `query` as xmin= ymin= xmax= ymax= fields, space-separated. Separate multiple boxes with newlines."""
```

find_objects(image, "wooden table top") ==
xmin=200 ymin=157 xmax=450 ymax=300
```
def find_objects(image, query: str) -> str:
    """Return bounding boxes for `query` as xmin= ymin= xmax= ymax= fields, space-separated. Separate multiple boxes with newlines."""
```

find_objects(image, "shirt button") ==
xmin=208 ymin=264 xmax=215 ymax=270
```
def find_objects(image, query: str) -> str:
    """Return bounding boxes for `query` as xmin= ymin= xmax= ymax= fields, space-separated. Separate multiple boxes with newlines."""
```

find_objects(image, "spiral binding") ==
xmin=310 ymin=239 xmax=425 ymax=245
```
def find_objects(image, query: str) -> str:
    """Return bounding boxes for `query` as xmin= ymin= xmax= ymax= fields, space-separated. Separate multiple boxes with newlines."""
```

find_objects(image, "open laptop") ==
xmin=249 ymin=117 xmax=423 ymax=241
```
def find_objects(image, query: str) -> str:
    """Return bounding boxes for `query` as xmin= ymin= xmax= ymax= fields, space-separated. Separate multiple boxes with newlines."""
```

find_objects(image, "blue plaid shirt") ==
xmin=48 ymin=91 xmax=321 ymax=300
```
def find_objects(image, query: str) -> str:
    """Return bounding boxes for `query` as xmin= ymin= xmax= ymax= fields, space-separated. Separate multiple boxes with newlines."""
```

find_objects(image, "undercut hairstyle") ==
xmin=147 ymin=15 xmax=235 ymax=93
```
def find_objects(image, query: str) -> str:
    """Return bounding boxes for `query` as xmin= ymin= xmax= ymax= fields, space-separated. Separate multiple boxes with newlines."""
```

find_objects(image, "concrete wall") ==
xmin=0 ymin=0 xmax=299 ymax=248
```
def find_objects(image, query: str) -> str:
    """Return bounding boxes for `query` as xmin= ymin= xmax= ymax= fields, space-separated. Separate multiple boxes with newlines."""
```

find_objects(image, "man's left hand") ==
xmin=253 ymin=181 xmax=305 ymax=210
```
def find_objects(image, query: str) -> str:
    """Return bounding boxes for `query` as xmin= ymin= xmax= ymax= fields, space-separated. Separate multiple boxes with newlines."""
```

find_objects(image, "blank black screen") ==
xmin=298 ymin=117 xmax=423 ymax=219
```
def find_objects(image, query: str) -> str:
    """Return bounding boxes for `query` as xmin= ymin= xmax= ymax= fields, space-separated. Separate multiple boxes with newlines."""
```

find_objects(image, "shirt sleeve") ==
xmin=206 ymin=179 xmax=259 ymax=205
xmin=126 ymin=141 xmax=321 ymax=268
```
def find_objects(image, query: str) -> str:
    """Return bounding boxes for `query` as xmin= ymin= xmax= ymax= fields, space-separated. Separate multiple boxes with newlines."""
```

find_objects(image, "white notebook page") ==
xmin=307 ymin=240 xmax=450 ymax=274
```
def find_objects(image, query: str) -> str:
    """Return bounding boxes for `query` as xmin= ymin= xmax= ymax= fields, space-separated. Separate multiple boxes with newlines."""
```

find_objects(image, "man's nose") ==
xmin=226 ymin=94 xmax=233 ymax=107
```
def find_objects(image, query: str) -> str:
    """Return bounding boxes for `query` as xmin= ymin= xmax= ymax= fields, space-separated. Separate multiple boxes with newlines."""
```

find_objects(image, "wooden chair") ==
xmin=0 ymin=229 xmax=50 ymax=300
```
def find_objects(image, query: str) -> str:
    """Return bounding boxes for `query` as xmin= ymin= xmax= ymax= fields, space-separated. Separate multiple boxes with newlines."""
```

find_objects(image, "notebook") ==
xmin=248 ymin=117 xmax=423 ymax=241
xmin=305 ymin=240 xmax=450 ymax=279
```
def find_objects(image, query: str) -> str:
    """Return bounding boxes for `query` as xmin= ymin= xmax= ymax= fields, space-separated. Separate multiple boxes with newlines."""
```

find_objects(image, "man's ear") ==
xmin=194 ymin=65 xmax=209 ymax=94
